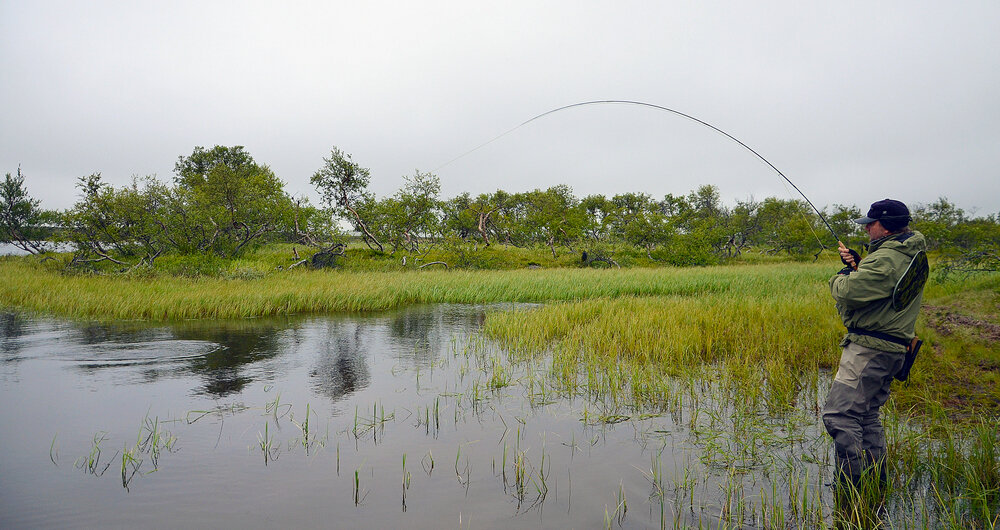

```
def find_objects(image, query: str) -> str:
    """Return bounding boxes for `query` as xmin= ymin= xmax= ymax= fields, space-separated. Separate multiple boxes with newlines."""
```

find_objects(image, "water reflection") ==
xmin=1 ymin=313 xmax=25 ymax=362
xmin=0 ymin=313 xmax=27 ymax=383
xmin=310 ymin=321 xmax=371 ymax=402
xmin=386 ymin=305 xmax=486 ymax=369
xmin=0 ymin=306 xmax=491 ymax=401
xmin=170 ymin=321 xmax=291 ymax=396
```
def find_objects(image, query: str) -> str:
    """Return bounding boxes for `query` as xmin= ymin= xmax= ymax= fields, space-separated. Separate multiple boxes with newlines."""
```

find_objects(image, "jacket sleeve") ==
xmin=829 ymin=254 xmax=894 ymax=310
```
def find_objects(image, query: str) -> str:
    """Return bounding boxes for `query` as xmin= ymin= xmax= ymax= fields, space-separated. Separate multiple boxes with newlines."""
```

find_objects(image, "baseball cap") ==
xmin=853 ymin=199 xmax=912 ymax=230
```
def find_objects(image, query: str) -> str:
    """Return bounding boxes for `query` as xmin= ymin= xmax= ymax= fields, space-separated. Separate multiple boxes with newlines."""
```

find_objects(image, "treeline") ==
xmin=2 ymin=145 xmax=998 ymax=269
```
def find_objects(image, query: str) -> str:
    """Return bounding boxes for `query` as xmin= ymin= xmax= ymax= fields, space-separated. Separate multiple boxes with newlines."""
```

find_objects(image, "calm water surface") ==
xmin=0 ymin=305 xmax=832 ymax=528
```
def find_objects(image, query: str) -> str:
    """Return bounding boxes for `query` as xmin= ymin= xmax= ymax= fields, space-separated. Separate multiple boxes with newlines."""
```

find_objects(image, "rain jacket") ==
xmin=829 ymin=231 xmax=928 ymax=353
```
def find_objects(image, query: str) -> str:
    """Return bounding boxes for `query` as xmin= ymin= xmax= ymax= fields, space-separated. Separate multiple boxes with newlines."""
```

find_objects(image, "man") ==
xmin=823 ymin=198 xmax=928 ymax=493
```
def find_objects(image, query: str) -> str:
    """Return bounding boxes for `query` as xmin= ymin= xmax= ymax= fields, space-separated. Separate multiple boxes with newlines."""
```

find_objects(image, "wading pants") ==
xmin=822 ymin=341 xmax=905 ymax=486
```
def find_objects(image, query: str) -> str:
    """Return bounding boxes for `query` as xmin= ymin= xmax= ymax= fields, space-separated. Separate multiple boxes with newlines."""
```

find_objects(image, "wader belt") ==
xmin=846 ymin=326 xmax=910 ymax=347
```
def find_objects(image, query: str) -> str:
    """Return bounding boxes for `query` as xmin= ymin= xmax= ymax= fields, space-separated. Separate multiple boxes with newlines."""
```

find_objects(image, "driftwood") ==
xmin=418 ymin=261 xmax=448 ymax=269
xmin=71 ymin=248 xmax=130 ymax=266
xmin=589 ymin=256 xmax=621 ymax=269
xmin=582 ymin=250 xmax=620 ymax=269
xmin=289 ymin=243 xmax=347 ymax=269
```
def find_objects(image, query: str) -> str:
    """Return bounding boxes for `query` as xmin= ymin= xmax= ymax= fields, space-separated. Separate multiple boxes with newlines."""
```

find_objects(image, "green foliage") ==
xmin=661 ymin=233 xmax=719 ymax=266
xmin=579 ymin=194 xmax=617 ymax=242
xmin=827 ymin=203 xmax=865 ymax=248
xmin=16 ymin=140 xmax=1000 ymax=272
xmin=610 ymin=192 xmax=673 ymax=259
xmin=441 ymin=192 xmax=479 ymax=242
xmin=63 ymin=147 xmax=297 ymax=267
xmin=379 ymin=170 xmax=442 ymax=253
xmin=915 ymin=198 xmax=1000 ymax=276
xmin=311 ymin=146 xmax=383 ymax=252
xmin=1 ymin=166 xmax=53 ymax=254
xmin=63 ymin=173 xmax=170 ymax=265
xmin=521 ymin=185 xmax=586 ymax=258
xmin=173 ymin=145 xmax=295 ymax=256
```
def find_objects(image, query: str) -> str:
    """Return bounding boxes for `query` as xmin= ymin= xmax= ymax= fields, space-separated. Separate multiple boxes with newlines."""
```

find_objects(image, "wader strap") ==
xmin=846 ymin=326 xmax=910 ymax=347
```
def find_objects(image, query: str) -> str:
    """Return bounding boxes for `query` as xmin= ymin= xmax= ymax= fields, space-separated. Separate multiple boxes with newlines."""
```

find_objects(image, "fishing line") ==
xmin=776 ymin=172 xmax=828 ymax=251
xmin=434 ymin=99 xmax=841 ymax=246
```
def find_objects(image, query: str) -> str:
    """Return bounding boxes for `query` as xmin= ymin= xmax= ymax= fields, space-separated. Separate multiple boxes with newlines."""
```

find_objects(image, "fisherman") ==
xmin=823 ymin=198 xmax=928 ymax=495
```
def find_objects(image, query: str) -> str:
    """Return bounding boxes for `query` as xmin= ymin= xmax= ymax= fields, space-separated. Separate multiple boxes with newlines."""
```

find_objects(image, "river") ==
xmin=0 ymin=305 xmax=838 ymax=528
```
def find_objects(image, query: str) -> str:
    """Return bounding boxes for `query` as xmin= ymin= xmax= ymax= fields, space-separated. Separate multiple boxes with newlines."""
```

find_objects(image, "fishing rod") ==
xmin=435 ymin=99 xmax=843 ymax=247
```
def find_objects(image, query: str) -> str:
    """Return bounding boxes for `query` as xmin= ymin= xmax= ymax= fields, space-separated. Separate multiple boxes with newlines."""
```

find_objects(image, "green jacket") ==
xmin=829 ymin=230 xmax=928 ymax=353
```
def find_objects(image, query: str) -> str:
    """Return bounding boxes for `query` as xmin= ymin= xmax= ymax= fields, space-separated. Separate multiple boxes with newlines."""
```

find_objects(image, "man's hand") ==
xmin=838 ymin=241 xmax=859 ymax=270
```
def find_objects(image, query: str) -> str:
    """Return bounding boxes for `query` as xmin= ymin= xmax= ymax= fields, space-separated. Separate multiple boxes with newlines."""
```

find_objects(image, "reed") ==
xmin=482 ymin=271 xmax=999 ymax=417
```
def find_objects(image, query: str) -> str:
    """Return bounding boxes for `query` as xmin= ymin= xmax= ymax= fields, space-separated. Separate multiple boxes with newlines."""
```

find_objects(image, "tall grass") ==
xmin=484 ymin=293 xmax=840 ymax=415
xmin=1 ymin=257 xmax=837 ymax=320
xmin=480 ymin=269 xmax=999 ymax=418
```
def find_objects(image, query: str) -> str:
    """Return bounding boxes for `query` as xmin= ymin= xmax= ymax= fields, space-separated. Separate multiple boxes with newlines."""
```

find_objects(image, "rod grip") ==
xmin=838 ymin=241 xmax=859 ymax=271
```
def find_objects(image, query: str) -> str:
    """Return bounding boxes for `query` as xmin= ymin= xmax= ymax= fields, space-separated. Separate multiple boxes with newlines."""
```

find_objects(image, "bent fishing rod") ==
xmin=434 ymin=99 xmax=844 ymax=248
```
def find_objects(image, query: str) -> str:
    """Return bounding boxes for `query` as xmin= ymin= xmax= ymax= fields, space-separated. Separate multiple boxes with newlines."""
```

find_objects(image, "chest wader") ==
xmin=823 ymin=343 xmax=906 ymax=494
xmin=822 ymin=248 xmax=929 ymax=504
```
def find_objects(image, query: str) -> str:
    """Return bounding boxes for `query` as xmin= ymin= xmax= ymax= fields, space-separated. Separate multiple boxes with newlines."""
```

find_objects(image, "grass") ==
xmin=2 ymin=253 xmax=841 ymax=321
xmin=481 ymin=270 xmax=1000 ymax=417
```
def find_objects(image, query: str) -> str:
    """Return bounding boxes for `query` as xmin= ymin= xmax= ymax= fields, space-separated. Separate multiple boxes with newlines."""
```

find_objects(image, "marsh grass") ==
xmin=2 ymin=257 xmax=840 ymax=321
xmin=483 ymin=292 xmax=840 ymax=417
xmin=75 ymin=431 xmax=112 ymax=476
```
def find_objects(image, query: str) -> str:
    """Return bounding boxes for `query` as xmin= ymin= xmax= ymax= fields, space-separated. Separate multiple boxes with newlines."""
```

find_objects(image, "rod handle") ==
xmin=838 ymin=241 xmax=858 ymax=271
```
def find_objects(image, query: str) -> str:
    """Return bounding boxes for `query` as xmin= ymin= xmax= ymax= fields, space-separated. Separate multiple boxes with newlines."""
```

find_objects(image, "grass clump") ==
xmin=481 ymin=269 xmax=1000 ymax=418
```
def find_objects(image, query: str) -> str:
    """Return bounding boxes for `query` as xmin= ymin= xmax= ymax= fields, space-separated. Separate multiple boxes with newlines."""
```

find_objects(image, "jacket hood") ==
xmin=869 ymin=230 xmax=926 ymax=257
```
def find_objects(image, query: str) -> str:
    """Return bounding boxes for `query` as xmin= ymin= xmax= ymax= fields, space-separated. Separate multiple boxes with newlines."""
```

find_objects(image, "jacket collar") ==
xmin=866 ymin=231 xmax=914 ymax=252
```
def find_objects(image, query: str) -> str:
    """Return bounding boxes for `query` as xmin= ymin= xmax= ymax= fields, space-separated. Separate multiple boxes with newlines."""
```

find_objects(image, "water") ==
xmin=0 ymin=243 xmax=32 ymax=256
xmin=0 ymin=242 xmax=71 ymax=256
xmin=0 ymin=306 xmax=835 ymax=528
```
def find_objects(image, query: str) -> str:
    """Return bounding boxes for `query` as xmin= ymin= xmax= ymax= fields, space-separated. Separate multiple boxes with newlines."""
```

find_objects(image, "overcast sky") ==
xmin=2 ymin=1 xmax=998 ymax=217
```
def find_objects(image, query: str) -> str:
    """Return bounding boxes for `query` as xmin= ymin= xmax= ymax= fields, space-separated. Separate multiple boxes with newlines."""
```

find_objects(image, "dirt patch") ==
xmin=923 ymin=304 xmax=1000 ymax=343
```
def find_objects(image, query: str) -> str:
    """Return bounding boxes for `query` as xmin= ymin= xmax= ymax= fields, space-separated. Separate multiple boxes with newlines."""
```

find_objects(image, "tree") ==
xmin=442 ymin=192 xmax=477 ymax=241
xmin=523 ymin=185 xmax=585 ymax=258
xmin=64 ymin=173 xmax=169 ymax=266
xmin=484 ymin=190 xmax=521 ymax=247
xmin=754 ymin=197 xmax=819 ymax=255
xmin=174 ymin=146 xmax=294 ymax=256
xmin=1 ymin=167 xmax=51 ymax=254
xmin=611 ymin=192 xmax=671 ymax=259
xmin=580 ymin=194 xmax=617 ymax=242
xmin=827 ymin=204 xmax=864 ymax=250
xmin=913 ymin=197 xmax=966 ymax=251
xmin=311 ymin=147 xmax=384 ymax=252
xmin=383 ymin=171 xmax=441 ymax=253
xmin=914 ymin=198 xmax=1000 ymax=275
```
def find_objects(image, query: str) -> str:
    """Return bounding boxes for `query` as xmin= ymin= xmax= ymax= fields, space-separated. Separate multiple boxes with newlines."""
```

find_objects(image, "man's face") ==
xmin=864 ymin=220 xmax=890 ymax=241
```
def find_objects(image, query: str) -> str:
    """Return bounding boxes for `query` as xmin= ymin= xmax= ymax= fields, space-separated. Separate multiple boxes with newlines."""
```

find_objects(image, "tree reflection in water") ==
xmin=59 ymin=319 xmax=294 ymax=398
xmin=170 ymin=321 xmax=290 ymax=396
xmin=5 ymin=305 xmax=491 ymax=403
xmin=310 ymin=321 xmax=370 ymax=402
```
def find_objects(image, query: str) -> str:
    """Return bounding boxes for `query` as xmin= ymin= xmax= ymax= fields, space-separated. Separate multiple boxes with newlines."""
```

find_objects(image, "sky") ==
xmin=2 ymin=1 xmax=999 ymax=217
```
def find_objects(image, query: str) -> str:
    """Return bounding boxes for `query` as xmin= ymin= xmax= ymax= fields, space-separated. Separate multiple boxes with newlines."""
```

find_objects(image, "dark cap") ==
xmin=853 ymin=199 xmax=911 ymax=230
